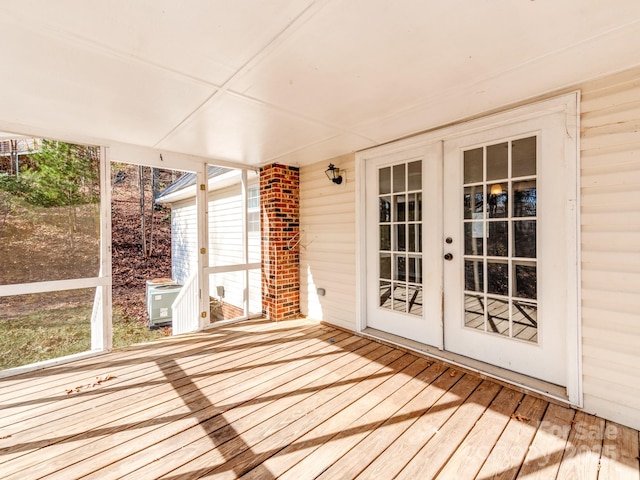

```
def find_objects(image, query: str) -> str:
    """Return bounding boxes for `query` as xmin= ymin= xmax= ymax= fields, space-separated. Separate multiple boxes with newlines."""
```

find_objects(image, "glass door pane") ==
xmin=378 ymin=160 xmax=423 ymax=316
xmin=462 ymin=136 xmax=538 ymax=343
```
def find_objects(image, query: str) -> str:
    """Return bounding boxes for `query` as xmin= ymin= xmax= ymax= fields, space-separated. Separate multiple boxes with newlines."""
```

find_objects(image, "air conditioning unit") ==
xmin=146 ymin=279 xmax=182 ymax=327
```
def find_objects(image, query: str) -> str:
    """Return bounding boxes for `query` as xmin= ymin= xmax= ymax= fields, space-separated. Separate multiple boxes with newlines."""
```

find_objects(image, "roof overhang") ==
xmin=156 ymin=169 xmax=259 ymax=205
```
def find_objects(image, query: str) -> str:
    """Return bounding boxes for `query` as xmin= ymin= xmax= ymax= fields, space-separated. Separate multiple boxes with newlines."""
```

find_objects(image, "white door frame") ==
xmin=356 ymin=92 xmax=581 ymax=405
xmin=363 ymin=144 xmax=444 ymax=347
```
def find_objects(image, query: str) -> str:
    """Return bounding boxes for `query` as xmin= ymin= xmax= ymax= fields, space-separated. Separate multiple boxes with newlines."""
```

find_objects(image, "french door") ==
xmin=443 ymin=112 xmax=570 ymax=386
xmin=365 ymin=144 xmax=443 ymax=347
xmin=363 ymin=99 xmax=578 ymax=388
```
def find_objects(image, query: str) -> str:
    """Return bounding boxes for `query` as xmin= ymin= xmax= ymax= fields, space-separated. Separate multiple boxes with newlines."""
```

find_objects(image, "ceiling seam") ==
xmin=0 ymin=13 xmax=222 ymax=91
xmin=224 ymin=90 xmax=379 ymax=143
xmin=350 ymin=18 xmax=640 ymax=134
xmin=153 ymin=0 xmax=335 ymax=149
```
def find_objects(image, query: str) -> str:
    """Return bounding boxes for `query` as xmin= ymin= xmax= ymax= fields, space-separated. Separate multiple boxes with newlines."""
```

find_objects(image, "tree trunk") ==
xmin=147 ymin=168 xmax=158 ymax=257
xmin=9 ymin=139 xmax=17 ymax=177
xmin=139 ymin=165 xmax=147 ymax=257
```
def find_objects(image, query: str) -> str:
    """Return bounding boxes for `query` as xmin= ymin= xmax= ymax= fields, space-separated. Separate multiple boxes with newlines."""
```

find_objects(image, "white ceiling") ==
xmin=0 ymin=0 xmax=639 ymax=168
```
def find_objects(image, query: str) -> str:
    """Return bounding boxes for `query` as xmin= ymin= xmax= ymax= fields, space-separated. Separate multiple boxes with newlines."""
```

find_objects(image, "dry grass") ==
xmin=0 ymin=305 xmax=168 ymax=371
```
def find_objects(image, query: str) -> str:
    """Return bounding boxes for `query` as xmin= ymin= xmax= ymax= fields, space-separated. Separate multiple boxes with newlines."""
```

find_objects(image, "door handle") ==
xmin=444 ymin=253 xmax=453 ymax=261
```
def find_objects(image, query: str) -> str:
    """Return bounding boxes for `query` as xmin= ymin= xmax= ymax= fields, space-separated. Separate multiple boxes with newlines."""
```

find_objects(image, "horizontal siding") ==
xmin=295 ymin=68 xmax=640 ymax=430
xmin=299 ymin=153 xmax=357 ymax=331
xmin=580 ymin=67 xmax=640 ymax=429
xmin=207 ymin=182 xmax=260 ymax=311
xmin=171 ymin=202 xmax=197 ymax=284
xmin=208 ymin=184 xmax=243 ymax=266
xmin=170 ymin=181 xmax=260 ymax=315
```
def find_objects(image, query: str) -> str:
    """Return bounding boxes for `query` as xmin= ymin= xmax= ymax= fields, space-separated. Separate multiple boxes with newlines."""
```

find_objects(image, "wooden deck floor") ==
xmin=0 ymin=317 xmax=638 ymax=479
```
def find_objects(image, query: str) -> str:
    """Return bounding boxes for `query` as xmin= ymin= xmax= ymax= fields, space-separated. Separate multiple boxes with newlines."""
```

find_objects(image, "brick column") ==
xmin=260 ymin=163 xmax=300 ymax=321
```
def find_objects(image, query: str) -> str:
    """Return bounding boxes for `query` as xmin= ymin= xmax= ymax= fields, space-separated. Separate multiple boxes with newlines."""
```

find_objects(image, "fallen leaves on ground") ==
xmin=65 ymin=374 xmax=117 ymax=394
xmin=511 ymin=412 xmax=530 ymax=423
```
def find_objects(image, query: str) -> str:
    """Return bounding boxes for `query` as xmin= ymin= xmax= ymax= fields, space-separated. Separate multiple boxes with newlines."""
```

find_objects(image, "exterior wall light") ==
xmin=325 ymin=163 xmax=343 ymax=184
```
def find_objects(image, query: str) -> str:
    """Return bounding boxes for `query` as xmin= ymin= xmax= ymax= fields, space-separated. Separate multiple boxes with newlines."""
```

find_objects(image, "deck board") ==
xmin=395 ymin=380 xmax=502 ymax=479
xmin=0 ymin=317 xmax=638 ymax=479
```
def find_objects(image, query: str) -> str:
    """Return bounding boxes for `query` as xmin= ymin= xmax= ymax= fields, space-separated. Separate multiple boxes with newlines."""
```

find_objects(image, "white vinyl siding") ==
xmin=171 ymin=200 xmax=198 ymax=285
xmin=208 ymin=184 xmax=244 ymax=267
xmin=170 ymin=180 xmax=261 ymax=316
xmin=207 ymin=183 xmax=247 ymax=312
xmin=580 ymin=68 xmax=640 ymax=430
xmin=299 ymin=154 xmax=357 ymax=331
xmin=297 ymin=68 xmax=640 ymax=430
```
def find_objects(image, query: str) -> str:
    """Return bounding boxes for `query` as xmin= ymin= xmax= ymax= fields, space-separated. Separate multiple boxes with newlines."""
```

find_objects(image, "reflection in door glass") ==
xmin=464 ymin=260 xmax=484 ymax=292
xmin=379 ymin=167 xmax=391 ymax=194
xmin=408 ymin=192 xmax=421 ymax=221
xmin=487 ymin=183 xmax=508 ymax=219
xmin=395 ymin=224 xmax=406 ymax=252
xmin=407 ymin=161 xmax=422 ymax=190
xmin=464 ymin=186 xmax=483 ymax=219
xmin=393 ymin=164 xmax=405 ymax=192
xmin=377 ymin=161 xmax=422 ymax=316
xmin=380 ymin=280 xmax=391 ymax=308
xmin=514 ymin=220 xmax=536 ymax=258
xmin=379 ymin=225 xmax=391 ymax=251
xmin=513 ymin=180 xmax=537 ymax=217
xmin=394 ymin=254 xmax=406 ymax=281
xmin=513 ymin=300 xmax=538 ymax=341
xmin=464 ymin=294 xmax=484 ymax=329
xmin=487 ymin=261 xmax=508 ymax=295
xmin=394 ymin=195 xmax=406 ymax=222
xmin=515 ymin=263 xmax=537 ymax=299
xmin=408 ymin=256 xmax=422 ymax=283
xmin=393 ymin=284 xmax=407 ymax=311
xmin=463 ymin=148 xmax=483 ymax=183
xmin=486 ymin=297 xmax=510 ymax=337
xmin=462 ymin=136 xmax=538 ymax=343
xmin=379 ymin=196 xmax=391 ymax=222
xmin=512 ymin=136 xmax=537 ymax=177
xmin=407 ymin=284 xmax=422 ymax=315
xmin=487 ymin=222 xmax=508 ymax=257
xmin=408 ymin=224 xmax=422 ymax=253
xmin=486 ymin=142 xmax=508 ymax=181
xmin=464 ymin=223 xmax=484 ymax=256
xmin=380 ymin=254 xmax=391 ymax=280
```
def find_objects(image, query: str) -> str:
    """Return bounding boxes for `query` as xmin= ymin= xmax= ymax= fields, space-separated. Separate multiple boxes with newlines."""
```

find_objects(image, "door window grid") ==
xmin=462 ymin=136 xmax=538 ymax=343
xmin=378 ymin=160 xmax=423 ymax=316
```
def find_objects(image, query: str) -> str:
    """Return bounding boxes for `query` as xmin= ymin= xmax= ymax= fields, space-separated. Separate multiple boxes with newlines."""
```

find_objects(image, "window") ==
xmin=248 ymin=185 xmax=259 ymax=233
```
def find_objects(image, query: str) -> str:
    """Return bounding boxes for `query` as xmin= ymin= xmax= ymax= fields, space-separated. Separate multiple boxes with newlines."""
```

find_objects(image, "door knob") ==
xmin=444 ymin=253 xmax=453 ymax=261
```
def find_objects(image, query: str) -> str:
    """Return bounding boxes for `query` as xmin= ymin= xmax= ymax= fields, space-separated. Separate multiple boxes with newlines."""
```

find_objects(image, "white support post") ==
xmin=92 ymin=145 xmax=112 ymax=351
xmin=241 ymin=169 xmax=249 ymax=317
xmin=197 ymin=164 xmax=209 ymax=330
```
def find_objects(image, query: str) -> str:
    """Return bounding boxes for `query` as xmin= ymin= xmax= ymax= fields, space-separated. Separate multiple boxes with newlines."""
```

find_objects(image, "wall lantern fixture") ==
xmin=490 ymin=183 xmax=503 ymax=195
xmin=325 ymin=163 xmax=343 ymax=184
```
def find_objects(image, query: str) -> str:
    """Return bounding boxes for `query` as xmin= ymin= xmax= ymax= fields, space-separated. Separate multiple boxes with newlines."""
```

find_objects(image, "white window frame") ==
xmin=0 ymin=145 xmax=112 ymax=377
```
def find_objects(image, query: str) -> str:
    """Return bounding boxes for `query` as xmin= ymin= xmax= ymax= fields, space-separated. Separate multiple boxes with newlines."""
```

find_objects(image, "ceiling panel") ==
xmin=0 ymin=0 xmax=316 ymax=87
xmin=157 ymin=92 xmax=348 ymax=165
xmin=353 ymin=19 xmax=640 ymax=143
xmin=230 ymin=0 xmax=640 ymax=131
xmin=269 ymin=133 xmax=375 ymax=167
xmin=0 ymin=21 xmax=214 ymax=146
xmin=0 ymin=1 xmax=639 ymax=167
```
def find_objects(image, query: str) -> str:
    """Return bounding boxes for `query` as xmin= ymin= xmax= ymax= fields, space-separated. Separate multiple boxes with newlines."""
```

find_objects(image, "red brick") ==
xmin=260 ymin=164 xmax=300 ymax=321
